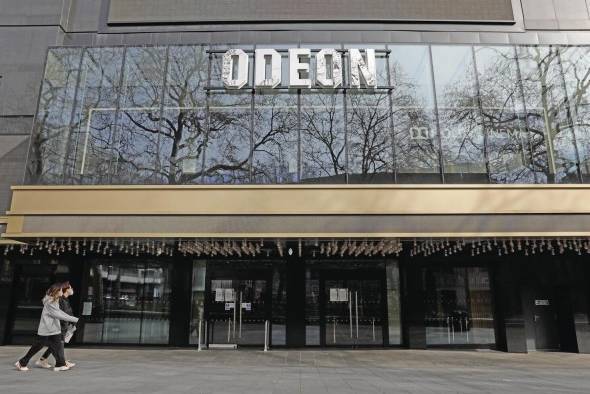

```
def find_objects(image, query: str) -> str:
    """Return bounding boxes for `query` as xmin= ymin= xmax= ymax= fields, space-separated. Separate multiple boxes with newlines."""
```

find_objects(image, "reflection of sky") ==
xmin=390 ymin=45 xmax=433 ymax=107
xmin=431 ymin=46 xmax=473 ymax=107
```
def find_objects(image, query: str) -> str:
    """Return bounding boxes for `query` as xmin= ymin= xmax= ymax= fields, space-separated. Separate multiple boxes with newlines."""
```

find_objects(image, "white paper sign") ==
xmin=215 ymin=288 xmax=224 ymax=302
xmin=225 ymin=288 xmax=235 ymax=302
xmin=338 ymin=289 xmax=349 ymax=302
xmin=330 ymin=288 xmax=338 ymax=302
xmin=225 ymin=302 xmax=235 ymax=311
xmin=241 ymin=302 xmax=252 ymax=311
xmin=82 ymin=302 xmax=92 ymax=316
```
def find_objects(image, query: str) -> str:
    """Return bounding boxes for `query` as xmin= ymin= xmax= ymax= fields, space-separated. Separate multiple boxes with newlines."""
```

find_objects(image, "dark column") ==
xmin=572 ymin=263 xmax=590 ymax=353
xmin=493 ymin=261 xmax=527 ymax=353
xmin=286 ymin=242 xmax=305 ymax=347
xmin=555 ymin=285 xmax=578 ymax=352
xmin=169 ymin=258 xmax=192 ymax=346
xmin=0 ymin=258 xmax=15 ymax=345
xmin=402 ymin=262 xmax=426 ymax=349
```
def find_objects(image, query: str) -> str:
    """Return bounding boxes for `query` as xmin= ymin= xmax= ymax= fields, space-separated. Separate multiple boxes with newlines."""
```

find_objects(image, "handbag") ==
xmin=64 ymin=324 xmax=77 ymax=343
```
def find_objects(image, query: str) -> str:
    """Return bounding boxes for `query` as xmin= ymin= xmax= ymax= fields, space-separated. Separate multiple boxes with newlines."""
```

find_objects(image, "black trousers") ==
xmin=19 ymin=335 xmax=66 ymax=368
xmin=41 ymin=332 xmax=66 ymax=360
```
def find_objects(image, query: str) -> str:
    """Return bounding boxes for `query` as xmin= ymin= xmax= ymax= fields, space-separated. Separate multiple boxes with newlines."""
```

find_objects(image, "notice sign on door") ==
xmin=82 ymin=302 xmax=93 ymax=316
xmin=535 ymin=299 xmax=550 ymax=306
xmin=225 ymin=302 xmax=235 ymax=311
xmin=241 ymin=302 xmax=252 ymax=311
xmin=329 ymin=288 xmax=349 ymax=302
xmin=215 ymin=288 xmax=235 ymax=302
xmin=225 ymin=288 xmax=235 ymax=302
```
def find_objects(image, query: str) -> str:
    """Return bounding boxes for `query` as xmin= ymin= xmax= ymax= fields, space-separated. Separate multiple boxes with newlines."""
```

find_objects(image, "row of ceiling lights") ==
xmin=2 ymin=237 xmax=590 ymax=258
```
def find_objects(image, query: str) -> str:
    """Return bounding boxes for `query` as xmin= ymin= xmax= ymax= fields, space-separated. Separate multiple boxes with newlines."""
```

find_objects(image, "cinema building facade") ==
xmin=1 ymin=0 xmax=590 ymax=353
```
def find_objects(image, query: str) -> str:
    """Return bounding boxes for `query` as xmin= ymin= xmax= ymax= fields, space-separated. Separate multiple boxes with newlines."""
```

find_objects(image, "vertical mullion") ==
xmin=514 ymin=46 xmax=540 ymax=184
xmin=471 ymin=46 xmax=492 ymax=183
xmin=385 ymin=47 xmax=397 ymax=183
xmin=342 ymin=46 xmax=349 ymax=184
xmin=427 ymin=46 xmax=445 ymax=184
xmin=249 ymin=46 xmax=256 ymax=183
xmin=154 ymin=46 xmax=171 ymax=185
xmin=109 ymin=46 xmax=129 ymax=184
xmin=70 ymin=51 xmax=90 ymax=182
xmin=297 ymin=89 xmax=302 ymax=183
xmin=201 ymin=49 xmax=213 ymax=184
xmin=139 ymin=261 xmax=148 ymax=344
xmin=556 ymin=47 xmax=584 ymax=183
xmin=61 ymin=47 xmax=86 ymax=184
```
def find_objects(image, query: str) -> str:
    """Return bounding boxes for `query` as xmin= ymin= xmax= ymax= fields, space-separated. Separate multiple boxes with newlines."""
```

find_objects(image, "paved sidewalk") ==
xmin=1 ymin=346 xmax=590 ymax=393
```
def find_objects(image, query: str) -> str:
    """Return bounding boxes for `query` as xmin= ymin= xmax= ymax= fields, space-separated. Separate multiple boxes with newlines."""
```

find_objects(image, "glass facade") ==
xmin=26 ymin=44 xmax=590 ymax=185
xmin=423 ymin=266 xmax=495 ymax=346
xmin=81 ymin=260 xmax=172 ymax=344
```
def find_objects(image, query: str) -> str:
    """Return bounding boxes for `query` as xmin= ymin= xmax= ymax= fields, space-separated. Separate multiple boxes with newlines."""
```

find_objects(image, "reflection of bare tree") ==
xmin=252 ymin=93 xmax=298 ymax=183
xmin=348 ymin=92 xmax=391 ymax=176
xmin=444 ymin=46 xmax=590 ymax=183
xmin=301 ymin=92 xmax=345 ymax=179
xmin=390 ymin=60 xmax=439 ymax=174
xmin=28 ymin=49 xmax=81 ymax=184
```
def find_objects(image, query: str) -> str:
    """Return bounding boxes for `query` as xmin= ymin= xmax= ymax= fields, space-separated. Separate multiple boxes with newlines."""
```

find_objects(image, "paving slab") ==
xmin=1 ymin=347 xmax=590 ymax=393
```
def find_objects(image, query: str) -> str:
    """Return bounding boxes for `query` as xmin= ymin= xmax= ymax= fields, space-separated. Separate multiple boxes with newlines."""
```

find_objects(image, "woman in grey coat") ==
xmin=14 ymin=283 xmax=79 ymax=372
xmin=36 ymin=281 xmax=77 ymax=369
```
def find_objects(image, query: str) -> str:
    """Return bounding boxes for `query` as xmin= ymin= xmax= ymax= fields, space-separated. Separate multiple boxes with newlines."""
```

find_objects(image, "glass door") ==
xmin=80 ymin=260 xmax=172 ymax=345
xmin=322 ymin=276 xmax=385 ymax=347
xmin=9 ymin=264 xmax=55 ymax=344
xmin=207 ymin=278 xmax=269 ymax=347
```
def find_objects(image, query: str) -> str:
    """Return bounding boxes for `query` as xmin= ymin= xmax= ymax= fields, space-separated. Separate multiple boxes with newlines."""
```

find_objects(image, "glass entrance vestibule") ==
xmin=3 ymin=239 xmax=590 ymax=353
xmin=43 ymin=257 xmax=500 ymax=348
xmin=183 ymin=259 xmax=494 ymax=349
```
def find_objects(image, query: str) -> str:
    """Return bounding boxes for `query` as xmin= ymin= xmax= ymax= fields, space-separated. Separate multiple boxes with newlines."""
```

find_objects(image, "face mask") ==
xmin=68 ymin=288 xmax=74 ymax=296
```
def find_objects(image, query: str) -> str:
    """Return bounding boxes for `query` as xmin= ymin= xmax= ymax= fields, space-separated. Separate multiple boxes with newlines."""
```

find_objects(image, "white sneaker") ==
xmin=15 ymin=361 xmax=29 ymax=371
xmin=53 ymin=365 xmax=71 ymax=372
xmin=35 ymin=359 xmax=52 ymax=369
xmin=65 ymin=361 xmax=76 ymax=368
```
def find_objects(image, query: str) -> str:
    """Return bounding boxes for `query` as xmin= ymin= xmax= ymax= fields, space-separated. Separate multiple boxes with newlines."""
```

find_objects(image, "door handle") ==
xmin=349 ymin=290 xmax=353 ymax=339
xmin=534 ymin=314 xmax=539 ymax=322
xmin=355 ymin=291 xmax=359 ymax=339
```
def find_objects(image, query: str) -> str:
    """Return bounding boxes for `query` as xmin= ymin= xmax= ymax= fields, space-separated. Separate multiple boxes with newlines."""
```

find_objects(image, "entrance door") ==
xmin=207 ymin=278 xmax=269 ymax=347
xmin=532 ymin=291 xmax=560 ymax=350
xmin=321 ymin=274 xmax=385 ymax=347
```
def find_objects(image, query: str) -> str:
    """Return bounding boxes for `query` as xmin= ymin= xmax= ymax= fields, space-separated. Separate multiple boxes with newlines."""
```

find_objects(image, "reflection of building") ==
xmin=1 ymin=0 xmax=590 ymax=353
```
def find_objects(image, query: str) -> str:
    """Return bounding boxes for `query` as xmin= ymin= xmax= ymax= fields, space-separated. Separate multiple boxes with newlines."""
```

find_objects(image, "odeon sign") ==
xmin=222 ymin=48 xmax=377 ymax=89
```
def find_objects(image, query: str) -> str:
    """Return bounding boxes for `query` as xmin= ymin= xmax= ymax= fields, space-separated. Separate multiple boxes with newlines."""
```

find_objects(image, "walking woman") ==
xmin=14 ymin=283 xmax=79 ymax=372
xmin=35 ymin=281 xmax=77 ymax=369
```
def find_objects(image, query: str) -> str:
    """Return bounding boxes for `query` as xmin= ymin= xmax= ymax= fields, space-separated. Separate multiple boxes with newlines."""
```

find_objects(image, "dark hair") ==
xmin=61 ymin=281 xmax=71 ymax=291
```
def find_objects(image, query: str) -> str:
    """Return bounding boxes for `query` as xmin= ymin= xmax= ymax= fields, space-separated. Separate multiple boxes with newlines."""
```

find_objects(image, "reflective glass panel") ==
xmin=557 ymin=46 xmax=590 ymax=182
xmin=160 ymin=45 xmax=209 ymax=184
xmin=300 ymin=91 xmax=346 ymax=183
xmin=27 ymin=48 xmax=83 ymax=184
xmin=252 ymin=92 xmax=299 ymax=183
xmin=389 ymin=45 xmax=440 ymax=183
xmin=114 ymin=47 xmax=167 ymax=184
xmin=517 ymin=46 xmax=577 ymax=183
xmin=81 ymin=260 xmax=171 ymax=344
xmin=432 ymin=45 xmax=487 ymax=183
xmin=72 ymin=47 xmax=125 ymax=184
xmin=204 ymin=91 xmax=252 ymax=183
xmin=424 ymin=266 xmax=495 ymax=346
xmin=474 ymin=46 xmax=537 ymax=183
